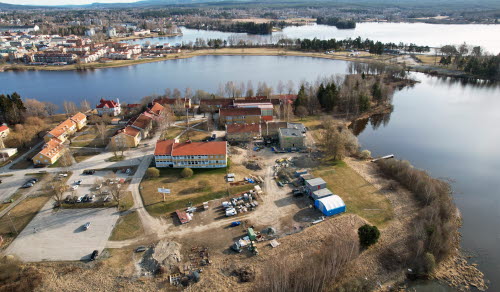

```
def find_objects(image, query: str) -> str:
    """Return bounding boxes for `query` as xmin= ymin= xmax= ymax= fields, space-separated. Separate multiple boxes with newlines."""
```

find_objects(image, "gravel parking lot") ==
xmin=5 ymin=201 xmax=119 ymax=262
xmin=66 ymin=169 xmax=132 ymax=201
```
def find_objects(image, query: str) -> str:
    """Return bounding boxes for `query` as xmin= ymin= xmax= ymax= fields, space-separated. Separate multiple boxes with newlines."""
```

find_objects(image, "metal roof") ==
xmin=279 ymin=127 xmax=303 ymax=137
xmin=312 ymin=188 xmax=334 ymax=198
xmin=306 ymin=177 xmax=326 ymax=186
xmin=317 ymin=195 xmax=345 ymax=211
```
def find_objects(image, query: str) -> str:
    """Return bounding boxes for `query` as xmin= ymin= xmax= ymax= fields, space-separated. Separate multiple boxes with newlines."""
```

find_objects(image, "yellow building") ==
xmin=109 ymin=126 xmax=141 ymax=148
xmin=219 ymin=108 xmax=261 ymax=125
xmin=33 ymin=138 xmax=65 ymax=165
xmin=70 ymin=112 xmax=87 ymax=130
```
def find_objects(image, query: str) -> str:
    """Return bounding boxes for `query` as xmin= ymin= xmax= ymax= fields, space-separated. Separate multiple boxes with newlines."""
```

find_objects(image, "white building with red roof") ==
xmin=96 ymin=98 xmax=121 ymax=116
xmin=154 ymin=139 xmax=227 ymax=168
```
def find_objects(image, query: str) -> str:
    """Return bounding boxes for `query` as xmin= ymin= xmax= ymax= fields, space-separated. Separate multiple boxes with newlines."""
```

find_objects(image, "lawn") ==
xmin=71 ymin=125 xmax=119 ymax=148
xmin=161 ymin=127 xmax=184 ymax=140
xmin=73 ymin=151 xmax=98 ymax=163
xmin=312 ymin=160 xmax=393 ymax=227
xmin=140 ymin=167 xmax=254 ymax=217
xmin=109 ymin=211 xmax=144 ymax=241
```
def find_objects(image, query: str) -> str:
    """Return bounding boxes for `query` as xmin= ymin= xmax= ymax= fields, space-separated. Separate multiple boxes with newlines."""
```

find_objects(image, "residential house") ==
xmin=149 ymin=102 xmax=165 ymax=116
xmin=130 ymin=113 xmax=153 ymax=139
xmin=44 ymin=118 xmax=77 ymax=143
xmin=0 ymin=148 xmax=17 ymax=158
xmin=219 ymin=108 xmax=261 ymax=125
xmin=109 ymin=126 xmax=141 ymax=148
xmin=260 ymin=121 xmax=288 ymax=140
xmin=96 ymin=98 xmax=121 ymax=116
xmin=0 ymin=125 xmax=10 ymax=138
xmin=33 ymin=138 xmax=65 ymax=165
xmin=225 ymin=123 xmax=261 ymax=142
xmin=154 ymin=139 xmax=227 ymax=168
xmin=233 ymin=101 xmax=274 ymax=121
xmin=70 ymin=112 xmax=87 ymax=130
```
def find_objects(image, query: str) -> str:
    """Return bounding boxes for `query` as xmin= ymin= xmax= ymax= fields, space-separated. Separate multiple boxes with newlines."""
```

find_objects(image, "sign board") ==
xmin=158 ymin=188 xmax=171 ymax=194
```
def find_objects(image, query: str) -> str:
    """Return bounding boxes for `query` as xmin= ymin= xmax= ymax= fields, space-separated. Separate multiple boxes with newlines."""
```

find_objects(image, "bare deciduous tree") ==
xmin=80 ymin=100 xmax=91 ymax=112
xmin=24 ymin=98 xmax=48 ymax=117
xmin=95 ymin=122 xmax=108 ymax=144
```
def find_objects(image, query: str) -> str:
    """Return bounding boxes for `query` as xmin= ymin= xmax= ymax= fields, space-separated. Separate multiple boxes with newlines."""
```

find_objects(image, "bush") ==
xmin=359 ymin=150 xmax=371 ymax=160
xmin=145 ymin=167 xmax=160 ymax=179
xmin=423 ymin=252 xmax=436 ymax=274
xmin=180 ymin=168 xmax=193 ymax=178
xmin=358 ymin=224 xmax=380 ymax=248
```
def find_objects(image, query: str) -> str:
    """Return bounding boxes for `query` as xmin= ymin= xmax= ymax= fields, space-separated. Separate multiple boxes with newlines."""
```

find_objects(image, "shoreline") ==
xmin=0 ymin=48 xmax=488 ymax=80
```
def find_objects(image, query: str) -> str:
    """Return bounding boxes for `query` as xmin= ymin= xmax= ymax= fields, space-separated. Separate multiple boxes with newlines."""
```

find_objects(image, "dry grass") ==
xmin=0 ymin=195 xmax=51 ymax=247
xmin=312 ymin=160 xmax=393 ymax=227
xmin=141 ymin=167 xmax=253 ymax=217
xmin=415 ymin=55 xmax=440 ymax=65
xmin=109 ymin=211 xmax=144 ymax=241
xmin=71 ymin=125 xmax=119 ymax=148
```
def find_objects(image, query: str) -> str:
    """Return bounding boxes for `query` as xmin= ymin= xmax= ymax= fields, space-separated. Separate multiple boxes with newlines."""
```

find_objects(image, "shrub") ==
xmin=145 ymin=167 xmax=160 ymax=179
xmin=359 ymin=150 xmax=371 ymax=160
xmin=358 ymin=224 xmax=380 ymax=248
xmin=180 ymin=167 xmax=193 ymax=178
xmin=423 ymin=252 xmax=436 ymax=274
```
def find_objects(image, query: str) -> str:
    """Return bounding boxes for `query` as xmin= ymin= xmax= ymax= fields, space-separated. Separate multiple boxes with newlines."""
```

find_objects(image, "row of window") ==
xmin=155 ymin=155 xmax=225 ymax=159
xmin=156 ymin=159 xmax=225 ymax=165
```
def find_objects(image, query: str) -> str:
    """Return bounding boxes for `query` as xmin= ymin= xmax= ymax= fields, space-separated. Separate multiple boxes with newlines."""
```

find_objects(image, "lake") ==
xmin=124 ymin=23 xmax=500 ymax=54
xmin=1 ymin=55 xmax=499 ymax=290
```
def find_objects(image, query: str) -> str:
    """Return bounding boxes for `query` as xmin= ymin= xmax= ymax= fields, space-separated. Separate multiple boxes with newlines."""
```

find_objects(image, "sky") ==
xmin=2 ymin=0 xmax=139 ymax=5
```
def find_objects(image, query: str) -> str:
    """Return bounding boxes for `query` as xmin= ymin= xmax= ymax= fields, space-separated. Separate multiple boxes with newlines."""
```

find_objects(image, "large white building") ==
xmin=0 ymin=25 xmax=39 ymax=33
xmin=154 ymin=139 xmax=228 ymax=168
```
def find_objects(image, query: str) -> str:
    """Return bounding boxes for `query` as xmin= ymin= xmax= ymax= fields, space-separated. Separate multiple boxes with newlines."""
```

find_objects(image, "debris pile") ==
xmin=232 ymin=266 xmax=255 ymax=282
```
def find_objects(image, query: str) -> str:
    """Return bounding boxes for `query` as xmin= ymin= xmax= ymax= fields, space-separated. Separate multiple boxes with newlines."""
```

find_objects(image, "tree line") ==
xmin=316 ymin=16 xmax=356 ymax=29
xmin=185 ymin=21 xmax=275 ymax=35
xmin=376 ymin=158 xmax=458 ymax=277
xmin=438 ymin=43 xmax=500 ymax=80
xmin=298 ymin=37 xmax=431 ymax=54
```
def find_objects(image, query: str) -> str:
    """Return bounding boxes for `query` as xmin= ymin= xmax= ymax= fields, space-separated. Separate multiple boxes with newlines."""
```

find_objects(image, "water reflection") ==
xmin=350 ymin=111 xmax=393 ymax=136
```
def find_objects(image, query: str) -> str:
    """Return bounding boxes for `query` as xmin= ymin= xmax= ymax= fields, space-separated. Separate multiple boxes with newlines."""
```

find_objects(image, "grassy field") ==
xmin=161 ymin=127 xmax=184 ymax=140
xmin=0 ymin=195 xmax=51 ymax=248
xmin=71 ymin=125 xmax=118 ymax=148
xmin=415 ymin=54 xmax=440 ymax=65
xmin=109 ymin=211 xmax=144 ymax=241
xmin=312 ymin=160 xmax=393 ymax=227
xmin=141 ymin=167 xmax=253 ymax=217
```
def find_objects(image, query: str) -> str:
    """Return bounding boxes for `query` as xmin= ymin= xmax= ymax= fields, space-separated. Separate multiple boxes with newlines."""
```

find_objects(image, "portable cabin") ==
xmin=311 ymin=188 xmax=334 ymax=200
xmin=305 ymin=178 xmax=327 ymax=194
xmin=314 ymin=195 xmax=346 ymax=216
xmin=247 ymin=228 xmax=256 ymax=241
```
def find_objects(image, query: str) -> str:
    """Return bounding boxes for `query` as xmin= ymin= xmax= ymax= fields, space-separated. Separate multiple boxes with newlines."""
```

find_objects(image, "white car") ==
xmin=225 ymin=208 xmax=237 ymax=217
xmin=83 ymin=222 xmax=91 ymax=230
xmin=71 ymin=185 xmax=79 ymax=191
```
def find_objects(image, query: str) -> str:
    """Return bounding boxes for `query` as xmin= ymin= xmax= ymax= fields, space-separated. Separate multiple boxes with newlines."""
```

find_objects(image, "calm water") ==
xmin=355 ymin=73 xmax=500 ymax=291
xmin=1 ymin=55 xmax=499 ymax=290
xmin=125 ymin=23 xmax=500 ymax=54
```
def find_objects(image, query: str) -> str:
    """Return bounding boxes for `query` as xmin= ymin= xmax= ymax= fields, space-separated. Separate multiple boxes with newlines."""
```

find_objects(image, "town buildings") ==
xmin=109 ymin=126 xmax=141 ymax=148
xmin=154 ymin=139 xmax=228 ymax=168
xmin=0 ymin=25 xmax=39 ymax=33
xmin=219 ymin=108 xmax=262 ymax=125
xmin=278 ymin=127 xmax=306 ymax=150
xmin=34 ymin=112 xmax=87 ymax=165
xmin=0 ymin=125 xmax=10 ymax=139
xmin=225 ymin=123 xmax=261 ymax=142
xmin=96 ymin=98 xmax=121 ymax=116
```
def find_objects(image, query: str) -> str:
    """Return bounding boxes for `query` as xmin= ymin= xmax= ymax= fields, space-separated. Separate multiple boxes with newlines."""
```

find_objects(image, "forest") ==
xmin=316 ymin=17 xmax=356 ymax=29
xmin=438 ymin=44 xmax=500 ymax=80
xmin=185 ymin=21 xmax=276 ymax=35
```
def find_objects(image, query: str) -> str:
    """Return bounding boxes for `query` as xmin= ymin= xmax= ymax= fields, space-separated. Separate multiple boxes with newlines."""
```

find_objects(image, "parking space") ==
xmin=65 ymin=169 xmax=132 ymax=202
xmin=5 ymin=201 xmax=119 ymax=262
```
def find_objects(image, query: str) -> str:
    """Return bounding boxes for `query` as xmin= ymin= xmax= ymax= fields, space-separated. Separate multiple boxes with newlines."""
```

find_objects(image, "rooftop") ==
xmin=155 ymin=139 xmax=227 ymax=156
xmin=48 ymin=118 xmax=75 ymax=138
xmin=0 ymin=125 xmax=9 ymax=132
xmin=279 ymin=127 xmax=304 ymax=137
xmin=219 ymin=107 xmax=261 ymax=117
xmin=96 ymin=98 xmax=119 ymax=109
xmin=39 ymin=138 xmax=64 ymax=158
xmin=306 ymin=177 xmax=327 ymax=187
xmin=226 ymin=123 xmax=260 ymax=134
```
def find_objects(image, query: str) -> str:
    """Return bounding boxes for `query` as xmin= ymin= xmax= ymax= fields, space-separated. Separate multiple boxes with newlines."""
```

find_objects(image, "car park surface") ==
xmin=5 ymin=200 xmax=119 ymax=262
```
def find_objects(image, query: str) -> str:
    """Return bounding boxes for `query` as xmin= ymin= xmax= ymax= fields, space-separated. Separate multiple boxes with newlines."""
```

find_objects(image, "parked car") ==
xmin=135 ymin=246 xmax=147 ymax=253
xmin=230 ymin=221 xmax=241 ymax=227
xmin=225 ymin=208 xmax=237 ymax=217
xmin=76 ymin=196 xmax=83 ymax=203
xmin=125 ymin=168 xmax=131 ymax=175
xmin=277 ymin=181 xmax=284 ymax=187
xmin=88 ymin=195 xmax=95 ymax=202
xmin=59 ymin=173 xmax=68 ymax=177
xmin=71 ymin=185 xmax=79 ymax=191
xmin=22 ymin=183 xmax=34 ymax=188
xmin=64 ymin=195 xmax=72 ymax=203
xmin=75 ymin=180 xmax=82 ymax=185
xmin=83 ymin=222 xmax=91 ymax=230
xmin=103 ymin=196 xmax=110 ymax=202
xmin=90 ymin=250 xmax=98 ymax=261
xmin=83 ymin=170 xmax=95 ymax=175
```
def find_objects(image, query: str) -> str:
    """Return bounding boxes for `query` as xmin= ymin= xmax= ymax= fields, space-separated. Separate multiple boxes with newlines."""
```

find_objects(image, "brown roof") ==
xmin=226 ymin=123 xmax=260 ymax=134
xmin=118 ymin=126 xmax=141 ymax=137
xmin=155 ymin=139 xmax=227 ymax=156
xmin=200 ymin=98 xmax=234 ymax=106
xmin=39 ymin=138 xmax=64 ymax=158
xmin=131 ymin=114 xmax=152 ymax=130
xmin=219 ymin=107 xmax=261 ymax=117
xmin=150 ymin=102 xmax=164 ymax=115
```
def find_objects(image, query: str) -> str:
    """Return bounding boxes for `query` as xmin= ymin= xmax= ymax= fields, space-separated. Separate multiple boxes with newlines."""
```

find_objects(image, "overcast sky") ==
xmin=3 ymin=0 xmax=139 ymax=5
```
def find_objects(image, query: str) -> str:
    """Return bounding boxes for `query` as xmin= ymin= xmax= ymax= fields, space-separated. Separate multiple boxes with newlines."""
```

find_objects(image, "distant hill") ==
xmin=1 ymin=0 xmax=499 ymax=10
